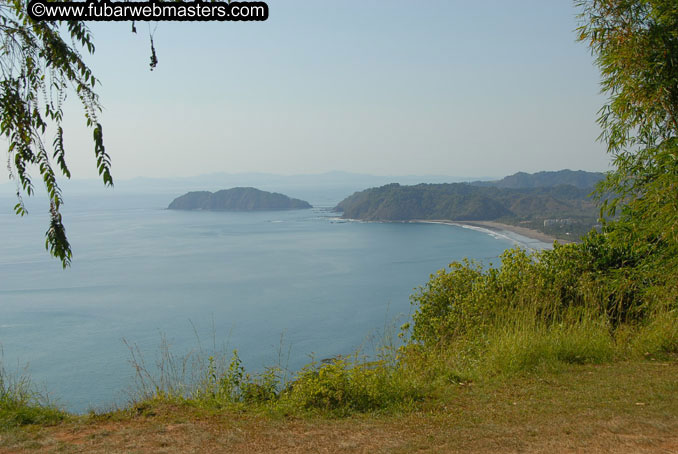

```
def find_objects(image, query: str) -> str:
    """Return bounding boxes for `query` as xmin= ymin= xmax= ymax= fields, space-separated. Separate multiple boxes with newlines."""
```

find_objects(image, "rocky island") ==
xmin=168 ymin=187 xmax=312 ymax=211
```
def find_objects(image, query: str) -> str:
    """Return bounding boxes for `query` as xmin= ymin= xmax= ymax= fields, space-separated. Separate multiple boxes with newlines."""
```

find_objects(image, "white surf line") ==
xmin=412 ymin=220 xmax=551 ymax=252
xmin=332 ymin=217 xmax=551 ymax=251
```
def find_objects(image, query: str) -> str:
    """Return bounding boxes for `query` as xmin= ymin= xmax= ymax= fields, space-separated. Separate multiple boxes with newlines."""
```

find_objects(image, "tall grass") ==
xmin=124 ymin=324 xmax=424 ymax=416
xmin=0 ymin=361 xmax=66 ymax=428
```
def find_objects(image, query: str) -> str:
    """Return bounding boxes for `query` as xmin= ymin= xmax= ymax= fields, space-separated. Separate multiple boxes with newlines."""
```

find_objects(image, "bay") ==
xmin=0 ymin=193 xmax=541 ymax=412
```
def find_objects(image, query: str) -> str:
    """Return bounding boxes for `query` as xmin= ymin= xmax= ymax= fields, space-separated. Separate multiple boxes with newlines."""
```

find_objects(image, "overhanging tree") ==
xmin=577 ymin=0 xmax=678 ymax=256
xmin=1 ymin=1 xmax=112 ymax=268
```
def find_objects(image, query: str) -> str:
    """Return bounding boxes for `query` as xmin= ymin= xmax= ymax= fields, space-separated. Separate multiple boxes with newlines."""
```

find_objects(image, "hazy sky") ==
xmin=5 ymin=0 xmax=613 ymax=183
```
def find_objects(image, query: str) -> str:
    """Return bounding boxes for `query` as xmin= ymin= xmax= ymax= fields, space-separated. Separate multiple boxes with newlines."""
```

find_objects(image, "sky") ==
xmin=4 ymin=0 xmax=613 ymax=183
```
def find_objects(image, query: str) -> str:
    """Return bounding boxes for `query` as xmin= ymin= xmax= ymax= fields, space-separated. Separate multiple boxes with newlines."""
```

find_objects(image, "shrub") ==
xmin=282 ymin=353 xmax=421 ymax=415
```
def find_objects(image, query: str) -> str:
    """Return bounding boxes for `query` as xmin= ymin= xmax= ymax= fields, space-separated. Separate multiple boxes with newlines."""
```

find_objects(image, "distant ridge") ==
xmin=472 ymin=169 xmax=605 ymax=189
xmin=168 ymin=187 xmax=312 ymax=211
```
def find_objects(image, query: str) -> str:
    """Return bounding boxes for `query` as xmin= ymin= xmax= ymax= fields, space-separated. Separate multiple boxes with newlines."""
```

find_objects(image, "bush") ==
xmin=191 ymin=350 xmax=283 ymax=407
xmin=408 ymin=222 xmax=677 ymax=379
xmin=282 ymin=353 xmax=421 ymax=415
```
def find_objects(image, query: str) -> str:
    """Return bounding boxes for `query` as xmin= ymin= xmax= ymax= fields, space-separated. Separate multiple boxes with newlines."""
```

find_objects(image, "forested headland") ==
xmin=335 ymin=170 xmax=603 ymax=239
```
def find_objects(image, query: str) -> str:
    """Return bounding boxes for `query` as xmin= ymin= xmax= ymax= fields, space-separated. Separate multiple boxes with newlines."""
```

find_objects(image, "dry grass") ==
xmin=1 ymin=360 xmax=676 ymax=453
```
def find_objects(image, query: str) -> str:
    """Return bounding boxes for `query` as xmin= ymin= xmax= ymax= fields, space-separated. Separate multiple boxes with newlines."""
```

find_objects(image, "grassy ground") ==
xmin=1 ymin=359 xmax=676 ymax=454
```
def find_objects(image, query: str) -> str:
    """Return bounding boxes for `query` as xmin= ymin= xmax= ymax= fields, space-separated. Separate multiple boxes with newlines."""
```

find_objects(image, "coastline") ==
xmin=333 ymin=215 xmax=571 ymax=251
xmin=454 ymin=221 xmax=567 ymax=244
xmin=410 ymin=219 xmax=570 ymax=251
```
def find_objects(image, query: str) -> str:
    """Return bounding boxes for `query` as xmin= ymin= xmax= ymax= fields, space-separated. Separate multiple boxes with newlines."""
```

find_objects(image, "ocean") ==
xmin=0 ymin=192 xmax=548 ymax=412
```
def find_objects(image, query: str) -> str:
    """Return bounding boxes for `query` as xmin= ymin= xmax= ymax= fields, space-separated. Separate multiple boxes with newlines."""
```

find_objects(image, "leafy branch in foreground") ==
xmin=0 ymin=2 xmax=112 ymax=267
xmin=576 ymin=0 xmax=678 ymax=253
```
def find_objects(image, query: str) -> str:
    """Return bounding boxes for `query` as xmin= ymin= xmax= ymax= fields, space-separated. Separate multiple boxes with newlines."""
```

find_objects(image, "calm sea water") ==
xmin=0 ymin=193 xmax=539 ymax=412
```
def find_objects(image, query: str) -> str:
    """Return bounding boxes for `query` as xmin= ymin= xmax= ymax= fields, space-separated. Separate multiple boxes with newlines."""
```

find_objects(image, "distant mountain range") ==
xmin=168 ymin=188 xmax=312 ymax=211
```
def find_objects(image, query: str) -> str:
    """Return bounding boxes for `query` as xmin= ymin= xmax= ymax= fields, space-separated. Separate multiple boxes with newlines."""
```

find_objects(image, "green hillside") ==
xmin=335 ymin=182 xmax=598 ymax=239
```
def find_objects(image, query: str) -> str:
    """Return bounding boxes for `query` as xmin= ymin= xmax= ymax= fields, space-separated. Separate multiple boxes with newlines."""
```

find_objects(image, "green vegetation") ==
xmin=334 ymin=181 xmax=599 ymax=239
xmin=1 ymin=1 xmax=676 ymax=452
xmin=168 ymin=187 xmax=312 ymax=211
xmin=0 ymin=365 xmax=66 ymax=430
xmin=577 ymin=0 xmax=678 ymax=259
xmin=136 ymin=0 xmax=678 ymax=418
xmin=124 ymin=339 xmax=423 ymax=417
xmin=1 ymin=3 xmax=113 ymax=267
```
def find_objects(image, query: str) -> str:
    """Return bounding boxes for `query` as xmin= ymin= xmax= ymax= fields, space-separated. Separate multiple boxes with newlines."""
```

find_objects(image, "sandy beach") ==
xmin=455 ymin=221 xmax=568 ymax=244
xmin=339 ymin=217 xmax=571 ymax=250
xmin=411 ymin=219 xmax=571 ymax=250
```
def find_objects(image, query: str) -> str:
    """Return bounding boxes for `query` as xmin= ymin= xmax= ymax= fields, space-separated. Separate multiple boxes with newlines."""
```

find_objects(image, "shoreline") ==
xmin=409 ymin=219 xmax=570 ymax=250
xmin=453 ymin=220 xmax=567 ymax=244
xmin=334 ymin=216 xmax=571 ymax=250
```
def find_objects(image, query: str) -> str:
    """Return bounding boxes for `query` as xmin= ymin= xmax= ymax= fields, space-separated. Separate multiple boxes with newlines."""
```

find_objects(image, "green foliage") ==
xmin=622 ymin=310 xmax=678 ymax=359
xmin=577 ymin=0 xmax=678 ymax=253
xmin=409 ymin=258 xmax=490 ymax=345
xmin=398 ymin=0 xmax=678 ymax=393
xmin=414 ymin=228 xmax=678 ymax=346
xmin=126 ymin=335 xmax=423 ymax=416
xmin=0 ymin=364 xmax=66 ymax=429
xmin=481 ymin=319 xmax=615 ymax=375
xmin=408 ymin=227 xmax=677 ymax=379
xmin=192 ymin=350 xmax=282 ymax=406
xmin=282 ymin=353 xmax=421 ymax=415
xmin=1 ymin=3 xmax=112 ymax=267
